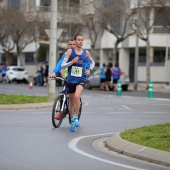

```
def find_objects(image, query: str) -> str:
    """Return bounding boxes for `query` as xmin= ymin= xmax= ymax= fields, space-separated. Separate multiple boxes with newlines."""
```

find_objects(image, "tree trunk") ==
xmin=113 ymin=42 xmax=118 ymax=66
xmin=146 ymin=38 xmax=151 ymax=89
xmin=6 ymin=52 xmax=13 ymax=66
xmin=18 ymin=53 xmax=24 ymax=66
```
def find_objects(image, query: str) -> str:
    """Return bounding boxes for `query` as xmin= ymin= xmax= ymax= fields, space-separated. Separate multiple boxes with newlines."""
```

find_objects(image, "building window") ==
xmin=25 ymin=53 xmax=34 ymax=64
xmin=8 ymin=0 xmax=20 ymax=10
xmin=69 ymin=0 xmax=79 ymax=7
xmin=58 ymin=0 xmax=79 ymax=7
xmin=41 ymin=0 xmax=51 ymax=6
xmin=153 ymin=48 xmax=165 ymax=63
xmin=155 ymin=8 xmax=169 ymax=27
xmin=139 ymin=48 xmax=146 ymax=63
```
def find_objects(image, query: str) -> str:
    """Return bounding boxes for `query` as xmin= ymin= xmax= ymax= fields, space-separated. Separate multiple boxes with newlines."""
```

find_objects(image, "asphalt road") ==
xmin=0 ymin=84 xmax=170 ymax=170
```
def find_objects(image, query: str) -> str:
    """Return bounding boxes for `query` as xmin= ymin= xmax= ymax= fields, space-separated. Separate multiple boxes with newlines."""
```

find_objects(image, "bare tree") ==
xmin=95 ymin=0 xmax=135 ymax=65
xmin=10 ymin=10 xmax=38 ymax=66
xmin=0 ymin=9 xmax=15 ymax=65
xmin=0 ymin=7 xmax=43 ymax=66
xmin=133 ymin=0 xmax=169 ymax=87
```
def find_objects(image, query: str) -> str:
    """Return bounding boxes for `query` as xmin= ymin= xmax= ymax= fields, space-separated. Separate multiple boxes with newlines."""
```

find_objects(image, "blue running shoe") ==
xmin=74 ymin=116 xmax=80 ymax=127
xmin=70 ymin=119 xmax=76 ymax=132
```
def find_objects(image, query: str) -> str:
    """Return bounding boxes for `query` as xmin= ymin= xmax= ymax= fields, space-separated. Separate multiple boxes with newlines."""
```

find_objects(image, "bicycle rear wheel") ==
xmin=52 ymin=95 xmax=65 ymax=128
xmin=69 ymin=98 xmax=82 ymax=124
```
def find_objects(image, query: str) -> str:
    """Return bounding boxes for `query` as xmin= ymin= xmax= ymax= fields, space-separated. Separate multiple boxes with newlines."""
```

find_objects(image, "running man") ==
xmin=50 ymin=39 xmax=90 ymax=77
xmin=61 ymin=33 xmax=95 ymax=132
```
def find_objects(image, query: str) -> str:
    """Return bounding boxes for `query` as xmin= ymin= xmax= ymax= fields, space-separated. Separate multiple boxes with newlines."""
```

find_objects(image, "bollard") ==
xmin=148 ymin=81 xmax=153 ymax=98
xmin=117 ymin=80 xmax=122 ymax=96
xmin=29 ymin=82 xmax=33 ymax=89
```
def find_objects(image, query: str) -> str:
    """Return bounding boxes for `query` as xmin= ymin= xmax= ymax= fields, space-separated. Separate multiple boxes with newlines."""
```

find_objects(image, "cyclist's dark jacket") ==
xmin=67 ymin=48 xmax=87 ymax=84
xmin=105 ymin=68 xmax=111 ymax=81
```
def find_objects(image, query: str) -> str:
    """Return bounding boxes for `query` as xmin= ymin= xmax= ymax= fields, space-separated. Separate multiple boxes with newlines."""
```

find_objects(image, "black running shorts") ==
xmin=67 ymin=81 xmax=86 ymax=94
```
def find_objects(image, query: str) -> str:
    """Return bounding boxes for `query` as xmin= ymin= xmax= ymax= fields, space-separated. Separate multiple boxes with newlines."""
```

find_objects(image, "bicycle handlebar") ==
xmin=50 ymin=76 xmax=65 ymax=81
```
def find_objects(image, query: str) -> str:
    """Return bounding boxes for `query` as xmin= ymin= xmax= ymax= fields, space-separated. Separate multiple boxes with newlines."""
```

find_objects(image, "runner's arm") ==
xmin=53 ymin=53 xmax=66 ymax=74
xmin=61 ymin=49 xmax=79 ymax=69
xmin=86 ymin=50 xmax=95 ymax=70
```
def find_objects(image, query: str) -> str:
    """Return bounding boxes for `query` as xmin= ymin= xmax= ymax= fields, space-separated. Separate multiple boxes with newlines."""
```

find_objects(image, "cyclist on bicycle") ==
xmin=50 ymin=39 xmax=90 ymax=122
xmin=60 ymin=33 xmax=95 ymax=132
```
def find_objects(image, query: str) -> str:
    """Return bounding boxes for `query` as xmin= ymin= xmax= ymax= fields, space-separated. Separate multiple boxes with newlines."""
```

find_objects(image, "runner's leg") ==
xmin=74 ymin=85 xmax=83 ymax=116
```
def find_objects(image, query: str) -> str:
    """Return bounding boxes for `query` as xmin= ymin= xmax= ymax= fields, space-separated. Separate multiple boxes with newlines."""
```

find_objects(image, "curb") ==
xmin=105 ymin=133 xmax=170 ymax=167
xmin=0 ymin=102 xmax=53 ymax=110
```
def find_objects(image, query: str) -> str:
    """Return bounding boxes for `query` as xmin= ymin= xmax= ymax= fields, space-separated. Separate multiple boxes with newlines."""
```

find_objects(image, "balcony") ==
xmin=153 ymin=26 xmax=170 ymax=33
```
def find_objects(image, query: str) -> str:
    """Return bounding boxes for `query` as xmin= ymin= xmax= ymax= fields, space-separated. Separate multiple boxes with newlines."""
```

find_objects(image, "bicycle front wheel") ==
xmin=52 ymin=95 xmax=65 ymax=128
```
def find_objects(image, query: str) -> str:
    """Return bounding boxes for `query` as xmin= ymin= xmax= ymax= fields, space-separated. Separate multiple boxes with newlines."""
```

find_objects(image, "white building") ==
xmin=0 ymin=0 xmax=170 ymax=84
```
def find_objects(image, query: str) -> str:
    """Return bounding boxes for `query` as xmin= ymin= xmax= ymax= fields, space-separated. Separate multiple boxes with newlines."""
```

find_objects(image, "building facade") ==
xmin=0 ymin=0 xmax=170 ymax=84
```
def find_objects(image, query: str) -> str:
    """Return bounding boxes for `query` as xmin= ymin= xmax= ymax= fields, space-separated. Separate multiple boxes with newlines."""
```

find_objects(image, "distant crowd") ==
xmin=100 ymin=63 xmax=122 ymax=91
xmin=34 ymin=62 xmax=49 ymax=86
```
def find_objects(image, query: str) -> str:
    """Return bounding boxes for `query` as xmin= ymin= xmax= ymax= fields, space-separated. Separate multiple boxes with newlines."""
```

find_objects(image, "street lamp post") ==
xmin=48 ymin=0 xmax=57 ymax=101
xmin=134 ymin=20 xmax=139 ymax=90
xmin=134 ymin=1 xmax=139 ymax=90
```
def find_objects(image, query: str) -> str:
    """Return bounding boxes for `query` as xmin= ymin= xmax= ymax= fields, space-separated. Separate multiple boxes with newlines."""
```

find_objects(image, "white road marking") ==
xmin=68 ymin=133 xmax=148 ymax=170
xmin=85 ymin=101 xmax=170 ymax=105
xmin=121 ymin=105 xmax=132 ymax=110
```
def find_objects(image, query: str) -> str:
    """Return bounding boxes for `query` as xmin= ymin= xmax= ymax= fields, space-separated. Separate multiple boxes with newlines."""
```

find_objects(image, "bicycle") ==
xmin=51 ymin=77 xmax=82 ymax=128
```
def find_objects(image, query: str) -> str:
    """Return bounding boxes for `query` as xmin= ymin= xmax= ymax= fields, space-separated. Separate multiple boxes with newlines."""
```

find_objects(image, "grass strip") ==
xmin=0 ymin=94 xmax=48 ymax=104
xmin=120 ymin=123 xmax=170 ymax=152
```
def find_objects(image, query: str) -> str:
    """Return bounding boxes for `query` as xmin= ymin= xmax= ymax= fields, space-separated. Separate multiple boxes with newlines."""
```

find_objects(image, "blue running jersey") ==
xmin=67 ymin=48 xmax=87 ymax=84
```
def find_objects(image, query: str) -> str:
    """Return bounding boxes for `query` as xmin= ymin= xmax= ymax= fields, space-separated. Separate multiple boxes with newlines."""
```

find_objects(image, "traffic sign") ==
xmin=45 ymin=29 xmax=62 ymax=40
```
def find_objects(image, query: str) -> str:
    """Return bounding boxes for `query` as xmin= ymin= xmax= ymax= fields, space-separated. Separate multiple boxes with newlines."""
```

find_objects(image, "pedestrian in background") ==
xmin=112 ymin=63 xmax=122 ymax=91
xmin=43 ymin=61 xmax=49 ymax=86
xmin=100 ymin=63 xmax=106 ymax=90
xmin=1 ymin=63 xmax=6 ymax=83
xmin=37 ymin=63 xmax=44 ymax=86
xmin=104 ymin=64 xmax=113 ymax=91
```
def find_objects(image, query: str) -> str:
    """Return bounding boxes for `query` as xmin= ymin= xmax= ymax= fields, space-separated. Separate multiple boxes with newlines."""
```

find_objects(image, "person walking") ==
xmin=43 ymin=61 xmax=49 ymax=86
xmin=100 ymin=63 xmax=106 ymax=90
xmin=60 ymin=33 xmax=95 ymax=132
xmin=112 ymin=63 xmax=122 ymax=91
xmin=104 ymin=64 xmax=113 ymax=91
xmin=37 ymin=63 xmax=44 ymax=86
xmin=1 ymin=63 xmax=6 ymax=83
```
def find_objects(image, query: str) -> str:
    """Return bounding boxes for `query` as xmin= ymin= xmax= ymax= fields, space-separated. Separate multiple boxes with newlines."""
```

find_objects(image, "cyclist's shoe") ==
xmin=70 ymin=118 xmax=76 ymax=132
xmin=74 ymin=116 xmax=80 ymax=127
xmin=55 ymin=112 xmax=62 ymax=120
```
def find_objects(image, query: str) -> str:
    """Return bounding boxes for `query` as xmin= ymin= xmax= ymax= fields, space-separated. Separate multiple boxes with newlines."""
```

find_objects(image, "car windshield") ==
xmin=92 ymin=69 xmax=101 ymax=76
xmin=12 ymin=68 xmax=25 ymax=71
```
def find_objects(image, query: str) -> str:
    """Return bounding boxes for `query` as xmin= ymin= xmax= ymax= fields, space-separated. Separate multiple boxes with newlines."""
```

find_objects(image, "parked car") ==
xmin=6 ymin=66 xmax=29 ymax=83
xmin=85 ymin=69 xmax=130 ymax=91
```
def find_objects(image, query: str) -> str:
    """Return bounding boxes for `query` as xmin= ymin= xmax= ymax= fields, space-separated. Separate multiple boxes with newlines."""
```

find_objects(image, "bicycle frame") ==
xmin=51 ymin=76 xmax=82 ymax=128
xmin=56 ymin=77 xmax=69 ymax=116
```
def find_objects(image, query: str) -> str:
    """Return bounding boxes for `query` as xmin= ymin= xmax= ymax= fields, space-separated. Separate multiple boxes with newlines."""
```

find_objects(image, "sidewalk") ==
xmin=128 ymin=83 xmax=170 ymax=93
xmin=105 ymin=84 xmax=170 ymax=167
xmin=0 ymin=102 xmax=53 ymax=110
xmin=105 ymin=133 xmax=170 ymax=167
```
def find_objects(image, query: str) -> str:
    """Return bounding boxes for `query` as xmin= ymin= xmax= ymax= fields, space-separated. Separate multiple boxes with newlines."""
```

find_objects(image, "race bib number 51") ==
xmin=71 ymin=66 xmax=82 ymax=77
